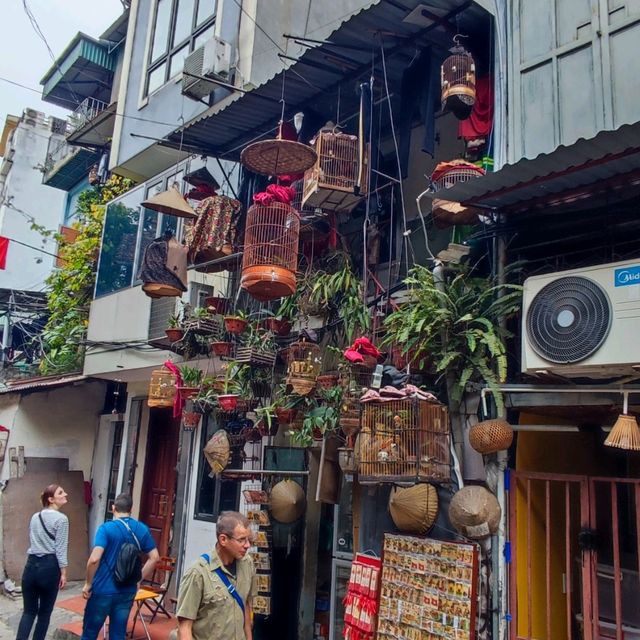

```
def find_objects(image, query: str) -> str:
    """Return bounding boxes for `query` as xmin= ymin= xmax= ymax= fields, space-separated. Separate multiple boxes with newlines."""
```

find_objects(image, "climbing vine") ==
xmin=39 ymin=175 xmax=135 ymax=374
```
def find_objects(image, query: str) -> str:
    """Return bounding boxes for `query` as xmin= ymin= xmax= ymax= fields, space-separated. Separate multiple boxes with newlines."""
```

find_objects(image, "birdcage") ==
xmin=286 ymin=340 xmax=322 ymax=394
xmin=302 ymin=132 xmax=367 ymax=213
xmin=356 ymin=399 xmax=450 ymax=485
xmin=431 ymin=159 xmax=485 ymax=192
xmin=241 ymin=202 xmax=300 ymax=301
xmin=148 ymin=367 xmax=177 ymax=408
xmin=441 ymin=45 xmax=476 ymax=120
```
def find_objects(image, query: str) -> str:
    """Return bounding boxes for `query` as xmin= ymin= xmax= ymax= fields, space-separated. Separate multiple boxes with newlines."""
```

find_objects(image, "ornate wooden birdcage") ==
xmin=241 ymin=202 xmax=300 ymax=301
xmin=302 ymin=131 xmax=367 ymax=213
xmin=148 ymin=366 xmax=177 ymax=408
xmin=356 ymin=399 xmax=450 ymax=485
xmin=441 ymin=43 xmax=476 ymax=120
xmin=286 ymin=340 xmax=322 ymax=395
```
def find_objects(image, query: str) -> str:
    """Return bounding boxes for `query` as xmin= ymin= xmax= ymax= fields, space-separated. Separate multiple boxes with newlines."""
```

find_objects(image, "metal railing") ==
xmin=68 ymin=97 xmax=109 ymax=133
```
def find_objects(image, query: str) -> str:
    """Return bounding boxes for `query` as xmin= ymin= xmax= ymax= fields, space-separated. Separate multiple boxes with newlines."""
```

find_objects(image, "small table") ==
xmin=128 ymin=588 xmax=159 ymax=640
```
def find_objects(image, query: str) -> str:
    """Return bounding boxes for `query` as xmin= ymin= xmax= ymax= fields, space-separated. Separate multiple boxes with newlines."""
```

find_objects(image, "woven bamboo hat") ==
xmin=141 ymin=184 xmax=197 ymax=219
xmin=449 ymin=485 xmax=501 ymax=539
xmin=469 ymin=419 xmax=514 ymax=454
xmin=389 ymin=484 xmax=439 ymax=534
xmin=203 ymin=430 xmax=230 ymax=475
xmin=269 ymin=479 xmax=306 ymax=523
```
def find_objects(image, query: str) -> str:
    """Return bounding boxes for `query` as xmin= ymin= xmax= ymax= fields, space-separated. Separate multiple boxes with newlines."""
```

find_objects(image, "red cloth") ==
xmin=459 ymin=75 xmax=494 ymax=140
xmin=0 ymin=237 xmax=9 ymax=270
xmin=187 ymin=184 xmax=218 ymax=201
xmin=343 ymin=337 xmax=381 ymax=363
xmin=162 ymin=360 xmax=184 ymax=418
xmin=252 ymin=184 xmax=296 ymax=205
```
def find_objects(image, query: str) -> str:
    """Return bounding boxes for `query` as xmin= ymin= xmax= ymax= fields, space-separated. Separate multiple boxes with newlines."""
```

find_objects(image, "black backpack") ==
xmin=112 ymin=519 xmax=142 ymax=586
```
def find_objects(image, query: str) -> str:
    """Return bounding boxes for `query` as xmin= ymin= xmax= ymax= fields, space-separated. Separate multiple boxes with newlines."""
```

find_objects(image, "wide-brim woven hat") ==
xmin=389 ymin=484 xmax=439 ymax=534
xmin=203 ymin=430 xmax=230 ymax=475
xmin=449 ymin=485 xmax=501 ymax=539
xmin=240 ymin=139 xmax=317 ymax=177
xmin=269 ymin=479 xmax=306 ymax=523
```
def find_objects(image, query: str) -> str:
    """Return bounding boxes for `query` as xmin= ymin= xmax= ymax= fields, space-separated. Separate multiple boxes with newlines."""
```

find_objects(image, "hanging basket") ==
xmin=177 ymin=386 xmax=199 ymax=401
xmin=317 ymin=373 xmax=339 ymax=390
xmin=241 ymin=202 xmax=300 ymax=301
xmin=165 ymin=328 xmax=185 ymax=343
xmin=264 ymin=318 xmax=292 ymax=336
xmin=224 ymin=316 xmax=248 ymax=335
xmin=275 ymin=407 xmax=298 ymax=425
xmin=204 ymin=296 xmax=230 ymax=315
xmin=235 ymin=346 xmax=277 ymax=368
xmin=218 ymin=394 xmax=240 ymax=412
xmin=210 ymin=341 xmax=233 ymax=358
xmin=182 ymin=411 xmax=201 ymax=430
xmin=469 ymin=419 xmax=514 ymax=454
xmin=241 ymin=138 xmax=317 ymax=176
xmin=148 ymin=367 xmax=177 ymax=408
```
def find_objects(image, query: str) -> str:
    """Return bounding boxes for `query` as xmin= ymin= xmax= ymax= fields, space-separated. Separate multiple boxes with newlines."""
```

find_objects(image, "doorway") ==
xmin=138 ymin=408 xmax=180 ymax=555
xmin=509 ymin=472 xmax=640 ymax=640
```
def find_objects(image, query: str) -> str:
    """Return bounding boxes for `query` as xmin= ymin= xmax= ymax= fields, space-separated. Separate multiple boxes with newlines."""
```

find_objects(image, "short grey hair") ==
xmin=216 ymin=511 xmax=249 ymax=538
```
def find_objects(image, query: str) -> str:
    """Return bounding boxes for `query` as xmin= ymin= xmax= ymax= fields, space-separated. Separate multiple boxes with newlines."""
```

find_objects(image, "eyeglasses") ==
xmin=228 ymin=536 xmax=253 ymax=545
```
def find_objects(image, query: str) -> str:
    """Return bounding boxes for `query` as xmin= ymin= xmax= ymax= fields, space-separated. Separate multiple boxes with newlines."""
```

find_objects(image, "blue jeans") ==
xmin=81 ymin=592 xmax=135 ymax=640
xmin=17 ymin=554 xmax=60 ymax=640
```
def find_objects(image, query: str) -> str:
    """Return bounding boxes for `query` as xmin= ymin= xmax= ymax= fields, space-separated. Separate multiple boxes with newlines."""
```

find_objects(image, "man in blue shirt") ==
xmin=81 ymin=493 xmax=159 ymax=640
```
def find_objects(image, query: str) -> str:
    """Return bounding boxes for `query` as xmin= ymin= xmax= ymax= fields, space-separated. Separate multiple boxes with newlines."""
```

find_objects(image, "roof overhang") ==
xmin=163 ymin=0 xmax=493 ymax=161
xmin=0 ymin=373 xmax=90 ymax=396
xmin=427 ymin=122 xmax=640 ymax=212
xmin=44 ymin=146 xmax=101 ymax=191
xmin=67 ymin=101 xmax=118 ymax=147
xmin=41 ymin=33 xmax=116 ymax=109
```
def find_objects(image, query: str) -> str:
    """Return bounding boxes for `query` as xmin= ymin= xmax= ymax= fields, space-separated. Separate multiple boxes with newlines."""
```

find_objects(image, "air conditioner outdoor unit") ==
xmin=522 ymin=259 xmax=640 ymax=378
xmin=182 ymin=36 xmax=232 ymax=100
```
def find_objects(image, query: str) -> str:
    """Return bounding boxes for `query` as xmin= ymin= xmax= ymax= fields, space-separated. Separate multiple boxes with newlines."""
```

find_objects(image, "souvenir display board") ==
xmin=343 ymin=553 xmax=382 ymax=640
xmin=377 ymin=534 xmax=479 ymax=640
xmin=245 ymin=490 xmax=272 ymax=617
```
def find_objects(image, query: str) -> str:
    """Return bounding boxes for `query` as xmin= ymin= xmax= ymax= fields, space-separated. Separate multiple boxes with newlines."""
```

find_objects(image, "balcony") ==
xmin=67 ymin=98 xmax=117 ymax=148
xmin=43 ymin=136 xmax=100 ymax=191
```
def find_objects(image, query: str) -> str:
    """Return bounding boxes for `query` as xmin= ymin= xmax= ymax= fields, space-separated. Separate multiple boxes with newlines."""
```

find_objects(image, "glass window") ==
xmin=194 ymin=24 xmax=215 ymax=49
xmin=146 ymin=0 xmax=217 ymax=95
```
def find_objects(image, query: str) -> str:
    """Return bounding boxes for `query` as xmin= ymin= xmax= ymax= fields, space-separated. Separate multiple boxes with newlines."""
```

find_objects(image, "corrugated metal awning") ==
xmin=0 ymin=374 xmax=88 ymax=395
xmin=428 ymin=122 xmax=640 ymax=211
xmin=165 ymin=0 xmax=492 ymax=161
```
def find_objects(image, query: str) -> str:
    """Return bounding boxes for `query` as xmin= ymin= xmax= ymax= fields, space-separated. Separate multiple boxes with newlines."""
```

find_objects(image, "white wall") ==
xmin=0 ymin=117 xmax=67 ymax=292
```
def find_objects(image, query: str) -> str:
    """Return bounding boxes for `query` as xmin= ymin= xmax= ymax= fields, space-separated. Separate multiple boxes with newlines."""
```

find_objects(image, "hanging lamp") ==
xmin=605 ymin=392 xmax=640 ymax=450
xmin=441 ymin=35 xmax=476 ymax=120
xmin=141 ymin=184 xmax=197 ymax=219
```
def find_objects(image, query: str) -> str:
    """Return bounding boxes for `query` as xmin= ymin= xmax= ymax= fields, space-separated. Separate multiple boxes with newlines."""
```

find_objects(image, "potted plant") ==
xmin=165 ymin=314 xmax=184 ymax=343
xmin=192 ymin=386 xmax=217 ymax=414
xmin=177 ymin=365 xmax=203 ymax=400
xmin=184 ymin=306 xmax=218 ymax=335
xmin=235 ymin=322 xmax=277 ymax=367
xmin=270 ymin=382 xmax=301 ymax=424
xmin=290 ymin=402 xmax=340 ymax=447
xmin=210 ymin=339 xmax=233 ymax=358
xmin=217 ymin=362 xmax=251 ymax=412
xmin=255 ymin=404 xmax=279 ymax=437
xmin=264 ymin=296 xmax=297 ymax=336
xmin=224 ymin=309 xmax=249 ymax=335
xmin=204 ymin=294 xmax=230 ymax=315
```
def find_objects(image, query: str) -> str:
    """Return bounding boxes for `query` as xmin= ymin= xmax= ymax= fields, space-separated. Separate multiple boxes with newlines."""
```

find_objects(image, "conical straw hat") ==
xmin=604 ymin=414 xmax=640 ymax=450
xmin=203 ymin=430 xmax=230 ymax=475
xmin=269 ymin=479 xmax=306 ymax=523
xmin=449 ymin=485 xmax=501 ymax=539
xmin=389 ymin=484 xmax=439 ymax=534
xmin=240 ymin=139 xmax=317 ymax=176
xmin=141 ymin=185 xmax=197 ymax=219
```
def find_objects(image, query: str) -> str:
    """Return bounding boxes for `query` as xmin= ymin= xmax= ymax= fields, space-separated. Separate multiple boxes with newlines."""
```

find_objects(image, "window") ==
xmin=104 ymin=420 xmax=125 ymax=522
xmin=195 ymin=415 xmax=240 ymax=521
xmin=146 ymin=0 xmax=217 ymax=95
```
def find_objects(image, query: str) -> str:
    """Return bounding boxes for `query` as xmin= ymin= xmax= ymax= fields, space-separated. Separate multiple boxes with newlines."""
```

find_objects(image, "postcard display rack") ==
xmin=244 ymin=489 xmax=273 ymax=616
xmin=343 ymin=553 xmax=382 ymax=640
xmin=377 ymin=534 xmax=479 ymax=640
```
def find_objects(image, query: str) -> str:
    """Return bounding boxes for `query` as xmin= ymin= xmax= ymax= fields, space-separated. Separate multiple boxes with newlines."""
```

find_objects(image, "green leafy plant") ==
xmin=222 ymin=361 xmax=251 ymax=396
xmin=243 ymin=321 xmax=277 ymax=351
xmin=226 ymin=309 xmax=247 ymax=320
xmin=179 ymin=365 xmax=204 ymax=387
xmin=167 ymin=314 xmax=182 ymax=329
xmin=271 ymin=295 xmax=298 ymax=322
xmin=190 ymin=306 xmax=213 ymax=320
xmin=382 ymin=263 xmax=522 ymax=414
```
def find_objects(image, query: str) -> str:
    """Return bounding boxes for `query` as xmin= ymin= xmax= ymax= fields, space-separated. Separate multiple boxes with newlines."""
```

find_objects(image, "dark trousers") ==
xmin=16 ymin=554 xmax=61 ymax=640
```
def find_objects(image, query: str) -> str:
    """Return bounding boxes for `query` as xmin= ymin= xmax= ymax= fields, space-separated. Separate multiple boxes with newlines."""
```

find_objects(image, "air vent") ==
xmin=526 ymin=276 xmax=612 ymax=364
xmin=50 ymin=117 xmax=68 ymax=135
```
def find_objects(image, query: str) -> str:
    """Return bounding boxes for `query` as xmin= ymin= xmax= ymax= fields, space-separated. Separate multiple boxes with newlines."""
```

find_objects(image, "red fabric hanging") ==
xmin=162 ymin=360 xmax=184 ymax=418
xmin=252 ymin=184 xmax=296 ymax=206
xmin=458 ymin=75 xmax=494 ymax=140
xmin=0 ymin=237 xmax=9 ymax=270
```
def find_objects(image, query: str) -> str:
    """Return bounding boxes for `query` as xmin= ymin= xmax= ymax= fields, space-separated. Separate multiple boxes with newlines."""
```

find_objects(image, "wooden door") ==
xmin=139 ymin=408 xmax=180 ymax=556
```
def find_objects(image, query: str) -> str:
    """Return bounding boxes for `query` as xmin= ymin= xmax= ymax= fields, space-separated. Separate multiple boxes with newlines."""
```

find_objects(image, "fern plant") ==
xmin=382 ymin=263 xmax=522 ymax=414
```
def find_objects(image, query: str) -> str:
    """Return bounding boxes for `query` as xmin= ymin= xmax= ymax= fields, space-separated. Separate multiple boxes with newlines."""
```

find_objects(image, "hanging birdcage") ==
xmin=431 ymin=159 xmax=485 ymax=192
xmin=241 ymin=202 xmax=300 ymax=301
xmin=148 ymin=367 xmax=177 ymax=408
xmin=286 ymin=340 xmax=321 ymax=394
xmin=441 ymin=43 xmax=476 ymax=120
xmin=356 ymin=399 xmax=450 ymax=485
xmin=302 ymin=132 xmax=367 ymax=213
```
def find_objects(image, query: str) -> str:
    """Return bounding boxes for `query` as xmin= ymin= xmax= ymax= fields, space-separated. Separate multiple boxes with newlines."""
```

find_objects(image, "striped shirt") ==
xmin=27 ymin=509 xmax=69 ymax=568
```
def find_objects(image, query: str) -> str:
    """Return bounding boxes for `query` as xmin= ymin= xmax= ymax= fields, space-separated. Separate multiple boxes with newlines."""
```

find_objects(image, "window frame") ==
xmin=145 ymin=0 xmax=217 ymax=97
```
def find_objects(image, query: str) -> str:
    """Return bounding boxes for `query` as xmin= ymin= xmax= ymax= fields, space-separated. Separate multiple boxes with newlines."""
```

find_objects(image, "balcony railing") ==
xmin=68 ymin=97 xmax=109 ymax=134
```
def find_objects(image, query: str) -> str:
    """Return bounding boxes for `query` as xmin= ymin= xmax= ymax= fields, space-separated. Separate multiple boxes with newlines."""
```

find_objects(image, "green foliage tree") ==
xmin=39 ymin=175 xmax=134 ymax=374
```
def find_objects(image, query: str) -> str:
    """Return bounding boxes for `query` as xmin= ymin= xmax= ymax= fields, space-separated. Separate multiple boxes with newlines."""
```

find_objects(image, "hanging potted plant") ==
xmin=165 ymin=314 xmax=184 ymax=343
xmin=263 ymin=295 xmax=297 ymax=336
xmin=255 ymin=405 xmax=279 ymax=437
xmin=270 ymin=382 xmax=301 ymax=425
xmin=177 ymin=365 xmax=203 ymax=400
xmin=193 ymin=386 xmax=217 ymax=415
xmin=224 ymin=309 xmax=249 ymax=335
xmin=210 ymin=340 xmax=233 ymax=358
xmin=235 ymin=322 xmax=277 ymax=367
xmin=205 ymin=294 xmax=230 ymax=315
xmin=182 ymin=409 xmax=201 ymax=430
xmin=290 ymin=401 xmax=340 ymax=447
xmin=217 ymin=361 xmax=250 ymax=412
xmin=184 ymin=306 xmax=218 ymax=335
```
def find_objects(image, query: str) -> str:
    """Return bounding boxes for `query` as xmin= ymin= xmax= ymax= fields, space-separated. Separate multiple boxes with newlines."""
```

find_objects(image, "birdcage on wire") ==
xmin=240 ymin=202 xmax=300 ymax=301
xmin=302 ymin=132 xmax=367 ymax=213
xmin=430 ymin=159 xmax=485 ymax=227
xmin=441 ymin=42 xmax=476 ymax=120
xmin=431 ymin=159 xmax=485 ymax=191
xmin=286 ymin=340 xmax=322 ymax=395
xmin=148 ymin=367 xmax=177 ymax=408
xmin=356 ymin=399 xmax=450 ymax=484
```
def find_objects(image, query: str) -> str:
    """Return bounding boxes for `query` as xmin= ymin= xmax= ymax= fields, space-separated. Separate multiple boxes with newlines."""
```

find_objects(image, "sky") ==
xmin=0 ymin=0 xmax=125 ymax=125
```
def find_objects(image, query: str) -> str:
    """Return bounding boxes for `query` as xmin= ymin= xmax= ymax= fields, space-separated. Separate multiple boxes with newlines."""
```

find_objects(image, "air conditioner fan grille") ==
xmin=526 ymin=276 xmax=611 ymax=364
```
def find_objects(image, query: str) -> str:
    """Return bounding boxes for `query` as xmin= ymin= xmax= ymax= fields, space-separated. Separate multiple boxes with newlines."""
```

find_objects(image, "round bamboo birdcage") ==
xmin=148 ymin=367 xmax=176 ymax=408
xmin=441 ymin=46 xmax=476 ymax=120
xmin=469 ymin=419 xmax=514 ymax=454
xmin=241 ymin=202 xmax=300 ymax=301
xmin=431 ymin=159 xmax=485 ymax=192
xmin=286 ymin=340 xmax=322 ymax=379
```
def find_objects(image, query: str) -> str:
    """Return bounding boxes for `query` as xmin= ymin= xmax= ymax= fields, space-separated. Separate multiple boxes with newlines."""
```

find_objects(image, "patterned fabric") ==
xmin=185 ymin=195 xmax=242 ymax=261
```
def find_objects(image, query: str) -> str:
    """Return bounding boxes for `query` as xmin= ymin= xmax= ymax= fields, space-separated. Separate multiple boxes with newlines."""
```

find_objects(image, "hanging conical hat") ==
xmin=269 ymin=479 xmax=306 ymax=523
xmin=141 ymin=185 xmax=197 ymax=219
xmin=449 ymin=485 xmax=501 ymax=539
xmin=203 ymin=430 xmax=230 ymax=475
xmin=389 ymin=484 xmax=439 ymax=535
xmin=240 ymin=139 xmax=317 ymax=176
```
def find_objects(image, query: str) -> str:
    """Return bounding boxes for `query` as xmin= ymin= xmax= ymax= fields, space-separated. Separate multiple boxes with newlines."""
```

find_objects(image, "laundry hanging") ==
xmin=458 ymin=75 xmax=494 ymax=140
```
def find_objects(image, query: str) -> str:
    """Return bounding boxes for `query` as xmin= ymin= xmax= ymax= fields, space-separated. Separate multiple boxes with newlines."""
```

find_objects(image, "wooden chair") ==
xmin=139 ymin=556 xmax=177 ymax=622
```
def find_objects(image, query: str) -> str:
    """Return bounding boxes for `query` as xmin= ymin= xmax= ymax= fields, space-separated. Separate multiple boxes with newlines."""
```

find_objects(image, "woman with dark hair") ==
xmin=16 ymin=484 xmax=69 ymax=640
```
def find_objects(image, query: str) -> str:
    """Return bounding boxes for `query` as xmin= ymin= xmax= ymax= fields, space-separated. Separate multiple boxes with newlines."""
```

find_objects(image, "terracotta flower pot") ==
xmin=257 ymin=418 xmax=279 ymax=437
xmin=265 ymin=318 xmax=292 ymax=336
xmin=275 ymin=407 xmax=298 ymax=425
xmin=177 ymin=386 xmax=199 ymax=401
xmin=218 ymin=394 xmax=239 ymax=412
xmin=182 ymin=411 xmax=201 ymax=430
xmin=316 ymin=373 xmax=339 ymax=390
xmin=224 ymin=317 xmax=248 ymax=335
xmin=210 ymin=341 xmax=233 ymax=357
xmin=165 ymin=328 xmax=184 ymax=343
xmin=204 ymin=296 xmax=230 ymax=315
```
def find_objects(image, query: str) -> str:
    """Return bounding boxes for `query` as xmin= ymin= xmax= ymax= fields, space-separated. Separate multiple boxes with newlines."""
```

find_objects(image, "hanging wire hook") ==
xmin=452 ymin=33 xmax=469 ymax=46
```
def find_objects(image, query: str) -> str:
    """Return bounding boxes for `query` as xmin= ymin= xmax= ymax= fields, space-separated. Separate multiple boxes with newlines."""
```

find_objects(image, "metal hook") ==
xmin=453 ymin=33 xmax=469 ymax=46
